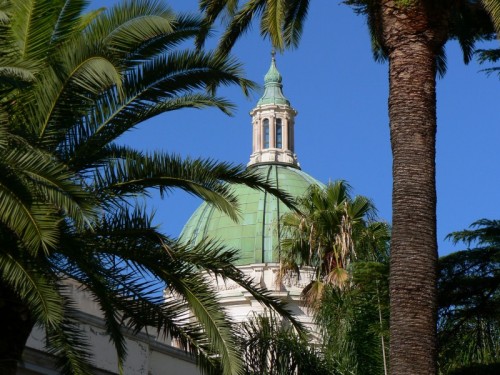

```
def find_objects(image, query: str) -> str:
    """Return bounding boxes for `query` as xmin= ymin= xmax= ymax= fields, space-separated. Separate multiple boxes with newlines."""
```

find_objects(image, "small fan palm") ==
xmin=0 ymin=1 xmax=299 ymax=374
xmin=279 ymin=180 xmax=388 ymax=304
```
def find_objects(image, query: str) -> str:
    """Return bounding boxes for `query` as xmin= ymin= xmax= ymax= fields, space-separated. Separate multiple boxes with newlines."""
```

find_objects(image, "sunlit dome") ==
xmin=180 ymin=164 xmax=321 ymax=265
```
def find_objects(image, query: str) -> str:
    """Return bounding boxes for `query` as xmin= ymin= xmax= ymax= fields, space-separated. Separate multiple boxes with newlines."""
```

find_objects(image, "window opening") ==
xmin=276 ymin=118 xmax=282 ymax=148
xmin=263 ymin=119 xmax=269 ymax=148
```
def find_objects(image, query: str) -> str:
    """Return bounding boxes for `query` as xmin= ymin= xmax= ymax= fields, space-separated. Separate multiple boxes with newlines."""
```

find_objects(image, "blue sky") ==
xmin=93 ymin=0 xmax=499 ymax=256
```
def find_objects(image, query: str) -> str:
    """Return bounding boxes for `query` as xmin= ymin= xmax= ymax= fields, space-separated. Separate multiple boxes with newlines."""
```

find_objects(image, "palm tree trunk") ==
xmin=389 ymin=39 xmax=438 ymax=374
xmin=0 ymin=283 xmax=35 ymax=375
xmin=381 ymin=2 xmax=449 ymax=374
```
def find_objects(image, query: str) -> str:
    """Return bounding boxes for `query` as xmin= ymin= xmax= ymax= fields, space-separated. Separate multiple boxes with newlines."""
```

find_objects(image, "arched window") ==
xmin=275 ymin=118 xmax=282 ymax=148
xmin=263 ymin=118 xmax=269 ymax=149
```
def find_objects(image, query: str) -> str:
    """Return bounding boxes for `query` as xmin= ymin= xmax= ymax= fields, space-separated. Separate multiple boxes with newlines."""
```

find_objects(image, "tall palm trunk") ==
xmin=0 ymin=283 xmax=35 ymax=375
xmin=382 ymin=2 xmax=448 ymax=374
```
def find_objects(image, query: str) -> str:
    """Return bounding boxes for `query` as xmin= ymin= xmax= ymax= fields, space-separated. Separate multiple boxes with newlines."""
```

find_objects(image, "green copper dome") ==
xmin=257 ymin=56 xmax=290 ymax=106
xmin=180 ymin=165 xmax=322 ymax=266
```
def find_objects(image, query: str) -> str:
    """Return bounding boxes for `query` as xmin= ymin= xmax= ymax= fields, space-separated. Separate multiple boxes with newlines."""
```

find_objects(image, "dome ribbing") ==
xmin=180 ymin=165 xmax=321 ymax=266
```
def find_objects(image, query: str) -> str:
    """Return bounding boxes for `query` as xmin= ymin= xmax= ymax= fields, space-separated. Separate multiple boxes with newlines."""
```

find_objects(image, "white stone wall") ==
xmin=210 ymin=263 xmax=319 ymax=340
xmin=20 ymin=280 xmax=200 ymax=375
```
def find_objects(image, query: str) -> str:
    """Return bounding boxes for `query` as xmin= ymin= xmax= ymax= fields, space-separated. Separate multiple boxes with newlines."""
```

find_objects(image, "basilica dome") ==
xmin=180 ymin=164 xmax=321 ymax=265
xmin=181 ymin=54 xmax=322 ymax=266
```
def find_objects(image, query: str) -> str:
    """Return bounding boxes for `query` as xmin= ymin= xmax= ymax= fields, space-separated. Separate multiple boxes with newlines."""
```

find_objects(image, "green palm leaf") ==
xmin=282 ymin=0 xmax=309 ymax=49
xmin=45 ymin=317 xmax=94 ymax=375
xmin=262 ymin=0 xmax=285 ymax=51
xmin=280 ymin=181 xmax=386 ymax=302
xmin=0 ymin=1 xmax=303 ymax=373
xmin=10 ymin=0 xmax=59 ymax=61
xmin=215 ymin=0 xmax=267 ymax=57
xmin=0 ymin=252 xmax=63 ymax=327
xmin=51 ymin=0 xmax=89 ymax=46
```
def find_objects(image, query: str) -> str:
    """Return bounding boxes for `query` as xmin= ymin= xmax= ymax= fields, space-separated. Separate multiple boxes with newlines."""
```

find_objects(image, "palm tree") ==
xmin=278 ymin=181 xmax=390 ymax=374
xmin=437 ymin=220 xmax=500 ymax=374
xmin=0 ymin=1 xmax=300 ymax=374
xmin=279 ymin=181 xmax=384 ymax=303
xmin=197 ymin=1 xmax=499 ymax=373
xmin=0 ymin=124 xmax=95 ymax=375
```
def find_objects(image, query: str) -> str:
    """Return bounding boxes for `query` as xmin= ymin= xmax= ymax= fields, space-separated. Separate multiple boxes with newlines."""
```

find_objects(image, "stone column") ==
xmin=282 ymin=115 xmax=289 ymax=150
xmin=269 ymin=113 xmax=276 ymax=149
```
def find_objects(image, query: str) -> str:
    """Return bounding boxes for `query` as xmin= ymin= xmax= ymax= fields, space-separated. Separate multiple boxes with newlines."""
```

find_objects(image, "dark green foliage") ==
xmin=318 ymin=260 xmax=389 ymax=375
xmin=237 ymin=312 xmax=333 ymax=375
xmin=438 ymin=220 xmax=500 ymax=374
xmin=197 ymin=0 xmax=311 ymax=55
xmin=0 ymin=1 xmax=300 ymax=374
xmin=477 ymin=47 xmax=500 ymax=78
xmin=277 ymin=181 xmax=390 ymax=374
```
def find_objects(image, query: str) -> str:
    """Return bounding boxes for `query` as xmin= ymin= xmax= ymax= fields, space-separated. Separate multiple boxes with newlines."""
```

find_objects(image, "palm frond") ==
xmin=215 ymin=0 xmax=267 ymax=57
xmin=93 ymin=153 xmax=242 ymax=221
xmin=237 ymin=311 xmax=330 ymax=374
xmin=279 ymin=180 xmax=387 ymax=303
xmin=448 ymin=0 xmax=497 ymax=65
xmin=261 ymin=0 xmax=285 ymax=51
xmin=282 ymin=0 xmax=309 ymax=49
xmin=0 ymin=127 xmax=95 ymax=235
xmin=98 ymin=0 xmax=176 ymax=56
xmin=66 ymin=257 xmax=129 ymax=369
xmin=0 ymin=65 xmax=35 ymax=85
xmin=196 ymin=0 xmax=239 ymax=49
xmin=51 ymin=0 xmax=89 ymax=46
xmin=0 ymin=1 xmax=306 ymax=373
xmin=482 ymin=0 xmax=500 ymax=33
xmin=59 ymin=50 xmax=253 ymax=162
xmin=10 ymin=0 xmax=59 ymax=61
xmin=44 ymin=304 xmax=94 ymax=375
xmin=167 ymin=273 xmax=241 ymax=375
xmin=85 ymin=0 xmax=201 ymax=67
xmin=0 ymin=187 xmax=59 ymax=253
xmin=3 ymin=144 xmax=95 ymax=228
xmin=170 ymin=240 xmax=304 ymax=332
xmin=57 ymin=219 xmax=241 ymax=375
xmin=23 ymin=43 xmax=123 ymax=141
xmin=0 ymin=252 xmax=63 ymax=327
xmin=476 ymin=48 xmax=500 ymax=79
xmin=65 ymin=93 xmax=236 ymax=168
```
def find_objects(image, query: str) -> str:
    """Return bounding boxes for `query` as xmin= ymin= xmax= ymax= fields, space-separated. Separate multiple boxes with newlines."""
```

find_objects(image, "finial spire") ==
xmin=258 ymin=51 xmax=288 ymax=106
